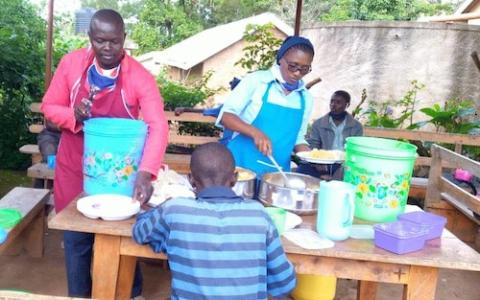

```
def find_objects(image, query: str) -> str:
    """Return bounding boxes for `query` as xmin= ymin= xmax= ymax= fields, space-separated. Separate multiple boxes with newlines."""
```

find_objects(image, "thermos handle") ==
xmin=343 ymin=192 xmax=354 ymax=227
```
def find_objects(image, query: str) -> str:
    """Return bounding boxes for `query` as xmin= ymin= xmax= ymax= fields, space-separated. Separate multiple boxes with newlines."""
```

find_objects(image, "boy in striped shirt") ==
xmin=133 ymin=142 xmax=296 ymax=299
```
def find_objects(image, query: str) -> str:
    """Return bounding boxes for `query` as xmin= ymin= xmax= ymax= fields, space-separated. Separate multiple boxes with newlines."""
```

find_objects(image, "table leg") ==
xmin=357 ymin=280 xmax=378 ymax=300
xmin=116 ymin=255 xmax=137 ymax=300
xmin=92 ymin=234 xmax=121 ymax=300
xmin=402 ymin=266 xmax=438 ymax=300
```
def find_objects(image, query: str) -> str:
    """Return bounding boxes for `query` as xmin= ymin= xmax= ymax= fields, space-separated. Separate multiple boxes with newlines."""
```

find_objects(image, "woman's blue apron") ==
xmin=228 ymin=81 xmax=305 ymax=179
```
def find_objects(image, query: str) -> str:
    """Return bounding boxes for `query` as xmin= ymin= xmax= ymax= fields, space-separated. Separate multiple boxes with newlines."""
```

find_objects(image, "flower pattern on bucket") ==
xmin=84 ymin=150 xmax=139 ymax=187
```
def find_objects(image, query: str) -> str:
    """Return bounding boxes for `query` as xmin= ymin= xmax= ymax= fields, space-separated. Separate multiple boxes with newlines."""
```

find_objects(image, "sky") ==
xmin=28 ymin=0 xmax=81 ymax=18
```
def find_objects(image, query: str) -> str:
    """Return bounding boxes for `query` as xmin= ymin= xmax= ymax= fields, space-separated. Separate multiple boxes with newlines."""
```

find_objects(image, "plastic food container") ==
xmin=374 ymin=221 xmax=429 ymax=254
xmin=398 ymin=211 xmax=447 ymax=240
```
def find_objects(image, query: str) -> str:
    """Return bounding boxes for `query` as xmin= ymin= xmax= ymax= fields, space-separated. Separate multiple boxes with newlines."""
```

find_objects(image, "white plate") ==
xmin=285 ymin=212 xmax=302 ymax=230
xmin=77 ymin=194 xmax=140 ymax=221
xmin=283 ymin=229 xmax=335 ymax=249
xmin=296 ymin=150 xmax=345 ymax=164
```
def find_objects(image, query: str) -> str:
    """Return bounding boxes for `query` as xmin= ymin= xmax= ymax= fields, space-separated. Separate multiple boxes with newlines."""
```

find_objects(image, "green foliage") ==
xmin=158 ymin=70 xmax=221 ymax=138
xmin=321 ymin=0 xmax=454 ymax=21
xmin=414 ymin=99 xmax=480 ymax=135
xmin=0 ymin=0 xmax=46 ymax=169
xmin=132 ymin=0 xmax=203 ymax=54
xmin=53 ymin=35 xmax=89 ymax=69
xmin=235 ymin=23 xmax=283 ymax=72
xmin=358 ymin=80 xmax=424 ymax=129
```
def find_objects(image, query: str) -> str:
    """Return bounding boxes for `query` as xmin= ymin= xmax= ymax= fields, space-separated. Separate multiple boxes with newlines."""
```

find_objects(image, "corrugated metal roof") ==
xmin=136 ymin=12 xmax=293 ymax=70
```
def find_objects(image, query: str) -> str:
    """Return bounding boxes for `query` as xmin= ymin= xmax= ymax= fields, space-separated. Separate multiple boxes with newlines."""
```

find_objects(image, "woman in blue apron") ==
xmin=217 ymin=36 xmax=315 ymax=189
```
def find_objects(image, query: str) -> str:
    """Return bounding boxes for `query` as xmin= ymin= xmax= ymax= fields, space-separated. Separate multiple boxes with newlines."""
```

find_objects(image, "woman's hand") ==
xmin=251 ymin=128 xmax=272 ymax=156
xmin=74 ymin=98 xmax=92 ymax=123
xmin=133 ymin=171 xmax=153 ymax=205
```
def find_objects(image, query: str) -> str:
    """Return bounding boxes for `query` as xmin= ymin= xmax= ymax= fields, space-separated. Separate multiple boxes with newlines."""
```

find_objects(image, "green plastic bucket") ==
xmin=343 ymin=137 xmax=417 ymax=222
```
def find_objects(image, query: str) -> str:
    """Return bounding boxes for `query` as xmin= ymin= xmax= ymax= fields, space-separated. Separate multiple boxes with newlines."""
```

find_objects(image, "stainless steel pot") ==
xmin=232 ymin=167 xmax=256 ymax=199
xmin=259 ymin=172 xmax=320 ymax=215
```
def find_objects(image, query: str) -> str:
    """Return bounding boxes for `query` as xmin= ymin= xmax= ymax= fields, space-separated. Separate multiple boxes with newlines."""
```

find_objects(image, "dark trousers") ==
xmin=63 ymin=231 xmax=143 ymax=298
xmin=296 ymin=162 xmax=342 ymax=179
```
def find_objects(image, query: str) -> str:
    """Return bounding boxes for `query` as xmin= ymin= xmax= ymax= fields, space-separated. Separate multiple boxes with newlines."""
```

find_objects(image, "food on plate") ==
xmin=309 ymin=148 xmax=337 ymax=160
xmin=236 ymin=167 xmax=255 ymax=181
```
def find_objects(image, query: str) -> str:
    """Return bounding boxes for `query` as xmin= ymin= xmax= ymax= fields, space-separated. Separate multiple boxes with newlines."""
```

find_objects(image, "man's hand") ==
xmin=251 ymin=128 xmax=272 ymax=156
xmin=133 ymin=171 xmax=153 ymax=205
xmin=74 ymin=98 xmax=92 ymax=123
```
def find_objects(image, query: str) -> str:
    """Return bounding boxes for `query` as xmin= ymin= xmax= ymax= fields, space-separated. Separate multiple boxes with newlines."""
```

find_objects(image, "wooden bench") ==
xmin=0 ymin=187 xmax=50 ymax=258
xmin=425 ymin=144 xmax=480 ymax=250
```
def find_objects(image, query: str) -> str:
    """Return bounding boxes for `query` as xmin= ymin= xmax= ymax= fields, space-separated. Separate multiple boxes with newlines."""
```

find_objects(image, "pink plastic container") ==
xmin=398 ymin=211 xmax=447 ymax=240
xmin=374 ymin=221 xmax=429 ymax=254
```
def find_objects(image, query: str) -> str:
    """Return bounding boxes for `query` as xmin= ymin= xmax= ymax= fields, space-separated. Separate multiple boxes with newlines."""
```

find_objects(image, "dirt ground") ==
xmin=0 ymin=229 xmax=479 ymax=300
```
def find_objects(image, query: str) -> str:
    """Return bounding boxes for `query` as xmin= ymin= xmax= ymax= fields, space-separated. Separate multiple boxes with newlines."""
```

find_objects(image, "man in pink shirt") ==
xmin=41 ymin=9 xmax=168 ymax=298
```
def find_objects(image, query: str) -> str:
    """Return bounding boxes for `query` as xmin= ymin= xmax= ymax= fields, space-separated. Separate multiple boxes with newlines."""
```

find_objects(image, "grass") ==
xmin=0 ymin=170 xmax=30 ymax=197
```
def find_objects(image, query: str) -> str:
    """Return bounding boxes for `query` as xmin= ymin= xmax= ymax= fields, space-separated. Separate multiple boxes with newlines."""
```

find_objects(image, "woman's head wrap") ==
xmin=276 ymin=36 xmax=314 ymax=64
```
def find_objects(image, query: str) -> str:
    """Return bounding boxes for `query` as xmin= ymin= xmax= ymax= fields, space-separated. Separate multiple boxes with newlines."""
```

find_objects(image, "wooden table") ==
xmin=0 ymin=187 xmax=50 ymax=257
xmin=49 ymin=200 xmax=480 ymax=300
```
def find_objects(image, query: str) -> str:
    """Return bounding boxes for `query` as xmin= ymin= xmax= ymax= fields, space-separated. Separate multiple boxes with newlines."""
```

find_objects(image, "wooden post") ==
xmin=425 ymin=144 xmax=442 ymax=208
xmin=294 ymin=0 xmax=303 ymax=36
xmin=45 ymin=0 xmax=54 ymax=90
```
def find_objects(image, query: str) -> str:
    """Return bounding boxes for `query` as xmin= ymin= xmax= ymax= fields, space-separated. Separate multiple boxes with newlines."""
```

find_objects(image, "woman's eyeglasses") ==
xmin=284 ymin=60 xmax=312 ymax=75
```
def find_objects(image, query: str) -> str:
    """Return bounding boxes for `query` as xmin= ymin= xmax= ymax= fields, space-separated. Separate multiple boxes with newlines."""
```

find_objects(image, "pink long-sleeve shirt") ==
xmin=41 ymin=48 xmax=169 ymax=177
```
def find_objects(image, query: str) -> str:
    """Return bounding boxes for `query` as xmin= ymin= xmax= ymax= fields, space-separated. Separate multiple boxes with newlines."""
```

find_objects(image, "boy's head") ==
xmin=190 ymin=142 xmax=236 ymax=191
xmin=329 ymin=90 xmax=351 ymax=115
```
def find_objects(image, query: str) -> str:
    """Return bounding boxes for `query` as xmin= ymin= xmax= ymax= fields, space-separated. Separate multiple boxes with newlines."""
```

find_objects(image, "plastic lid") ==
xmin=398 ymin=211 xmax=447 ymax=226
xmin=350 ymin=225 xmax=374 ymax=239
xmin=374 ymin=220 xmax=429 ymax=239
xmin=0 ymin=209 xmax=22 ymax=229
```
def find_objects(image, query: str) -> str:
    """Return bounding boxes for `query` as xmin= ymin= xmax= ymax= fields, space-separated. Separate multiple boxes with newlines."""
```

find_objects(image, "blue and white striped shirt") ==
xmin=132 ymin=186 xmax=296 ymax=299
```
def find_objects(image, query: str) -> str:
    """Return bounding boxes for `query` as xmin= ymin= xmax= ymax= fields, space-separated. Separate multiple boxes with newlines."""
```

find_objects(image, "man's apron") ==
xmin=54 ymin=68 xmax=135 ymax=212
xmin=227 ymin=81 xmax=305 ymax=178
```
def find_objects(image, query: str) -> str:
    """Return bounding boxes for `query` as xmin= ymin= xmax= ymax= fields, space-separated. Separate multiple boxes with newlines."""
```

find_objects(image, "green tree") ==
xmin=0 ymin=0 xmax=46 ymax=168
xmin=321 ymin=0 xmax=454 ymax=21
xmin=131 ymin=0 xmax=203 ymax=54
xmin=235 ymin=23 xmax=283 ymax=71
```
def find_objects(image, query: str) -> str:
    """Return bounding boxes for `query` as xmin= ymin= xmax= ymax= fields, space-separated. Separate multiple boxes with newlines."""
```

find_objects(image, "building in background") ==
xmin=137 ymin=12 xmax=292 ymax=95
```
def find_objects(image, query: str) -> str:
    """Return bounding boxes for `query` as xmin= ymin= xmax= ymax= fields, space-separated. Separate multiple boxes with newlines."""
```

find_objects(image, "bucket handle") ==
xmin=343 ymin=192 xmax=354 ymax=227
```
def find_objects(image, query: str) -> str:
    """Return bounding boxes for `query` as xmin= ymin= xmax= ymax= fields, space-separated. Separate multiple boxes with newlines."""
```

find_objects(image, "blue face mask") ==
xmin=281 ymin=81 xmax=299 ymax=92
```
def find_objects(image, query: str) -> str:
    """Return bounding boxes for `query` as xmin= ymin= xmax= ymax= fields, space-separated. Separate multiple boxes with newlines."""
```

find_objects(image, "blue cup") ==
xmin=47 ymin=155 xmax=56 ymax=169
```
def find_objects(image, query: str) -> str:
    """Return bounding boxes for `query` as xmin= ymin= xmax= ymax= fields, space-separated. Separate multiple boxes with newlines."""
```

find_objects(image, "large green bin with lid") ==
xmin=343 ymin=137 xmax=418 ymax=222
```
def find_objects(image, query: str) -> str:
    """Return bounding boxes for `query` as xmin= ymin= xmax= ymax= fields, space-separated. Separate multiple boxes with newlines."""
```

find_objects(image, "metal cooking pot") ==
xmin=232 ymin=167 xmax=256 ymax=199
xmin=259 ymin=172 xmax=320 ymax=215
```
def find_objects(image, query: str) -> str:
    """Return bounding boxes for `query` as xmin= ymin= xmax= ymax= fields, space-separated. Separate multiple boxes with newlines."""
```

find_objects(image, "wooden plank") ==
xmin=357 ymin=281 xmax=378 ymax=300
xmin=164 ymin=153 xmax=191 ymax=174
xmin=425 ymin=145 xmax=443 ymax=207
xmin=120 ymin=238 xmax=167 ymax=260
xmin=425 ymin=11 xmax=480 ymax=22
xmin=288 ymin=254 xmax=409 ymax=283
xmin=402 ymin=266 xmax=438 ymax=300
xmin=169 ymin=133 xmax=218 ymax=145
xmin=440 ymin=177 xmax=480 ymax=214
xmin=438 ymin=145 xmax=480 ymax=178
xmin=116 ymin=255 xmax=137 ymax=300
xmin=165 ymin=111 xmax=216 ymax=123
xmin=415 ymin=156 xmax=456 ymax=168
xmin=441 ymin=193 xmax=480 ymax=226
xmin=364 ymin=127 xmax=480 ymax=147
xmin=92 ymin=234 xmax=121 ymax=300
xmin=23 ymin=207 xmax=45 ymax=258
xmin=19 ymin=144 xmax=39 ymax=154
xmin=0 ymin=188 xmax=49 ymax=256
xmin=27 ymin=163 xmax=55 ymax=180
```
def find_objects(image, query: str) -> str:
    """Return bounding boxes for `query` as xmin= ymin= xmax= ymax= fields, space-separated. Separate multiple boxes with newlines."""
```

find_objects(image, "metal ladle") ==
xmin=267 ymin=155 xmax=293 ymax=188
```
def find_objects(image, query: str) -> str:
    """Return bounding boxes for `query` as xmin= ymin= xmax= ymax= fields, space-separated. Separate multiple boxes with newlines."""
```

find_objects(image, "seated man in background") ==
xmin=133 ymin=142 xmax=296 ymax=299
xmin=298 ymin=90 xmax=363 ymax=179
xmin=34 ymin=120 xmax=61 ymax=189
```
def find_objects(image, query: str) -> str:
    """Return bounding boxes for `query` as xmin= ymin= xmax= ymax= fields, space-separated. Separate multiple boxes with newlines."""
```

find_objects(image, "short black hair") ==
xmin=89 ymin=9 xmax=124 ymax=33
xmin=333 ymin=90 xmax=351 ymax=104
xmin=190 ymin=143 xmax=235 ymax=186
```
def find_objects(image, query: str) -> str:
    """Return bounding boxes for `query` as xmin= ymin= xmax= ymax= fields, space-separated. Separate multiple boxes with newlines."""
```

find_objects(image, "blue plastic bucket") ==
xmin=83 ymin=118 xmax=147 ymax=196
